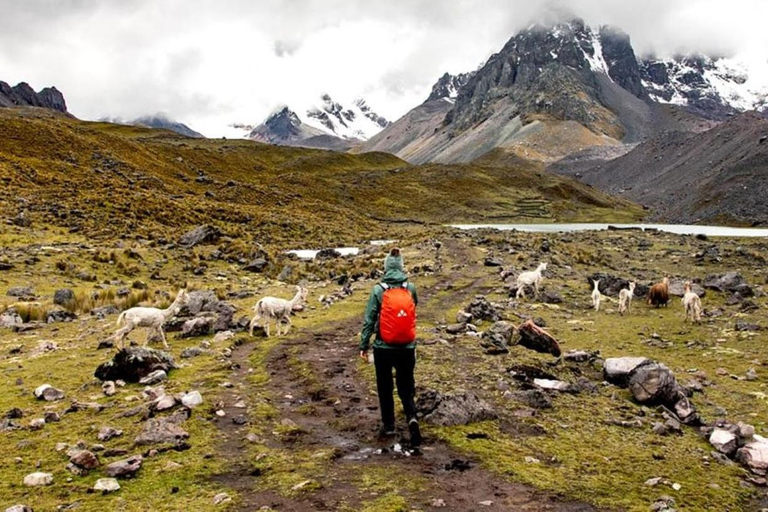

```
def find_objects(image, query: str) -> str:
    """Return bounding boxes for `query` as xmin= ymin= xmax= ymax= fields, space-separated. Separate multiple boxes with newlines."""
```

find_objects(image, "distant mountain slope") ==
xmin=550 ymin=112 xmax=768 ymax=225
xmin=131 ymin=114 xmax=204 ymax=138
xmin=246 ymin=95 xmax=390 ymax=150
xmin=0 ymin=81 xmax=67 ymax=112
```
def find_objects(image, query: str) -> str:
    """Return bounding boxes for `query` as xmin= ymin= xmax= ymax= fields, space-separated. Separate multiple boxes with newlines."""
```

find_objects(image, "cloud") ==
xmin=0 ymin=0 xmax=766 ymax=136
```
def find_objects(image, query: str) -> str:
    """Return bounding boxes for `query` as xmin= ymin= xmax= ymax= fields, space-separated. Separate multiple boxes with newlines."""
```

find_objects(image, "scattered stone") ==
xmin=180 ymin=316 xmax=215 ymax=338
xmin=46 ymin=308 xmax=77 ymax=323
xmin=667 ymin=280 xmax=705 ymax=298
xmin=93 ymin=478 xmax=120 ymax=493
xmin=53 ymin=289 xmax=75 ymax=307
xmin=645 ymin=477 xmax=662 ymax=487
xmin=102 ymin=381 xmax=116 ymax=396
xmin=540 ymin=290 xmax=563 ymax=304
xmin=212 ymin=493 xmax=232 ymax=505
xmin=243 ymin=258 xmax=268 ymax=273
xmin=603 ymin=357 xmax=651 ymax=387
xmin=180 ymin=347 xmax=204 ymax=359
xmin=710 ymin=428 xmax=739 ymax=456
xmin=97 ymin=340 xmax=114 ymax=350
xmin=43 ymin=412 xmax=59 ymax=423
xmin=564 ymin=350 xmax=592 ymax=363
xmin=533 ymin=379 xmax=572 ymax=392
xmin=736 ymin=438 xmax=768 ymax=474
xmin=628 ymin=362 xmax=679 ymax=405
xmin=135 ymin=417 xmax=189 ymax=446
xmin=484 ymin=256 xmax=503 ymax=267
xmin=105 ymin=455 xmax=143 ymax=478
xmin=23 ymin=472 xmax=53 ymax=486
xmin=746 ymin=368 xmax=759 ymax=381
xmin=431 ymin=498 xmax=447 ymax=507
xmin=416 ymin=390 xmax=497 ymax=426
xmin=155 ymin=395 xmax=177 ymax=411
xmin=6 ymin=408 xmax=23 ymax=419
xmin=480 ymin=321 xmax=514 ymax=354
xmin=180 ymin=391 xmax=203 ymax=408
xmin=736 ymin=321 xmax=761 ymax=332
xmin=6 ymin=287 xmax=35 ymax=299
xmin=28 ymin=418 xmax=45 ymax=430
xmin=33 ymin=384 xmax=64 ymax=401
xmin=98 ymin=426 xmax=123 ymax=442
xmin=650 ymin=496 xmax=676 ymax=512
xmin=70 ymin=450 xmax=100 ymax=469
xmin=5 ymin=505 xmax=33 ymax=512
xmin=514 ymin=320 xmax=561 ymax=357
xmin=445 ymin=323 xmax=466 ymax=335
xmin=0 ymin=309 xmax=23 ymax=328
xmin=95 ymin=347 xmax=176 ymax=383
xmin=213 ymin=331 xmax=235 ymax=343
xmin=139 ymin=370 xmax=167 ymax=385
xmin=465 ymin=296 xmax=501 ymax=322
xmin=507 ymin=389 xmax=552 ymax=409
xmin=178 ymin=225 xmax=222 ymax=248
xmin=703 ymin=272 xmax=748 ymax=293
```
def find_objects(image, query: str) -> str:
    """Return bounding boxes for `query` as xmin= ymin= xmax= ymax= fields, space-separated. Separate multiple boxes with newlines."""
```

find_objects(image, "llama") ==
xmin=250 ymin=286 xmax=308 ymax=337
xmin=591 ymin=279 xmax=602 ymax=312
xmin=516 ymin=262 xmax=547 ymax=299
xmin=618 ymin=282 xmax=636 ymax=315
xmin=682 ymin=281 xmax=702 ymax=323
xmin=647 ymin=277 xmax=670 ymax=307
xmin=114 ymin=289 xmax=189 ymax=349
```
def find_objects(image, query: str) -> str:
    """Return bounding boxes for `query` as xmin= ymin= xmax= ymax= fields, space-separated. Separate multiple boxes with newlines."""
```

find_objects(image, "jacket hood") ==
xmin=382 ymin=254 xmax=407 ymax=284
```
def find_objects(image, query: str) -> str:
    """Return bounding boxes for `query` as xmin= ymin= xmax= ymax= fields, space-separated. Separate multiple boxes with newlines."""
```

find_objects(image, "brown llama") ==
xmin=647 ymin=277 xmax=670 ymax=307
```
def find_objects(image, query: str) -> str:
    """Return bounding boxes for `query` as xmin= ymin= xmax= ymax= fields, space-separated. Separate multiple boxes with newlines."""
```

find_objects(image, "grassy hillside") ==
xmin=0 ymin=108 xmax=643 ymax=250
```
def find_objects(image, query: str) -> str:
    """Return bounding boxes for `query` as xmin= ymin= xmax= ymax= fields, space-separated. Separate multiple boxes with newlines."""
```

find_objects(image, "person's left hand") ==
xmin=359 ymin=350 xmax=368 ymax=362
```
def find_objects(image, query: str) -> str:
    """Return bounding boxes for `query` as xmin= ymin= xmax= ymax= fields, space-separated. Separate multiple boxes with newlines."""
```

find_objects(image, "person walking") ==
xmin=360 ymin=248 xmax=421 ymax=446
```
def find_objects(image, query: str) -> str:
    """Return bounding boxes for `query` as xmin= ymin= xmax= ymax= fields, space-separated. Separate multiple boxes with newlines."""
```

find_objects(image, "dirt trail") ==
xmin=212 ymin=240 xmax=600 ymax=511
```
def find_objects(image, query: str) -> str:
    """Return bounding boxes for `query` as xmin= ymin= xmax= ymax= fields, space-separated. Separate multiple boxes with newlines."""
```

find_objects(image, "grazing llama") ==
xmin=516 ymin=262 xmax=548 ymax=299
xmin=591 ymin=279 xmax=602 ymax=312
xmin=647 ymin=277 xmax=670 ymax=307
xmin=250 ymin=286 xmax=308 ymax=337
xmin=114 ymin=289 xmax=189 ymax=349
xmin=682 ymin=281 xmax=702 ymax=323
xmin=618 ymin=282 xmax=636 ymax=316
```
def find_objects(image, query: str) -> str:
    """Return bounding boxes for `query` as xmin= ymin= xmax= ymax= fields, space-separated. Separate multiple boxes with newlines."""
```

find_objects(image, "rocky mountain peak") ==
xmin=0 ymin=81 xmax=68 ymax=112
xmin=426 ymin=72 xmax=474 ymax=103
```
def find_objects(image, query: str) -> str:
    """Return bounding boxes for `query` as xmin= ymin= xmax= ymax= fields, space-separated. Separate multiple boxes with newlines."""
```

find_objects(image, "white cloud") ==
xmin=0 ymin=0 xmax=766 ymax=137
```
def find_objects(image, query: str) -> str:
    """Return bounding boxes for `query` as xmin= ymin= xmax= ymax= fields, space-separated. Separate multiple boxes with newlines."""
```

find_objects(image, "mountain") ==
xmin=131 ymin=114 xmax=204 ymax=138
xmin=550 ymin=111 xmax=768 ymax=225
xmin=0 ymin=81 xmax=67 ymax=112
xmin=640 ymin=54 xmax=768 ymax=120
xmin=359 ymin=18 xmax=766 ymax=165
xmin=247 ymin=95 xmax=390 ymax=150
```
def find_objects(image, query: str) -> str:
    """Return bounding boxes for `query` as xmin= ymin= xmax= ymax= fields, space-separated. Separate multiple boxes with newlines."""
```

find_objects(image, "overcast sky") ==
xmin=1 ymin=0 xmax=767 ymax=137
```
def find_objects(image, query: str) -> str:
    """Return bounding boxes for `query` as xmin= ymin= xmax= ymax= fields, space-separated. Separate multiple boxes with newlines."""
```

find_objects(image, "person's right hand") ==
xmin=359 ymin=350 xmax=368 ymax=362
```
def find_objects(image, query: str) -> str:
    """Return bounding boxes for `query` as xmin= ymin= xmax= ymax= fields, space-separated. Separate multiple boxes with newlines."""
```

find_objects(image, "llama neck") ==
xmin=162 ymin=296 xmax=183 ymax=318
xmin=288 ymin=290 xmax=303 ymax=308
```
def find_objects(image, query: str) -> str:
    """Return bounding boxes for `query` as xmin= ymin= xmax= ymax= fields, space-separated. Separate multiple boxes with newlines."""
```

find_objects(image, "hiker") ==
xmin=360 ymin=247 xmax=421 ymax=446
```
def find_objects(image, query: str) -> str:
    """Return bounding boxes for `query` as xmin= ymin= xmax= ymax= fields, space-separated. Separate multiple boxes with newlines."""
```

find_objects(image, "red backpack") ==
xmin=379 ymin=282 xmax=416 ymax=345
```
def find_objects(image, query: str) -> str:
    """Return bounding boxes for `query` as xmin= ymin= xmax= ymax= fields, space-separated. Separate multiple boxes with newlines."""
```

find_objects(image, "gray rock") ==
xmin=628 ymin=362 xmax=680 ymax=405
xmin=533 ymin=378 xmax=572 ymax=392
xmin=105 ymin=455 xmax=143 ymax=478
xmin=0 ymin=309 xmax=23 ymax=328
xmin=709 ymin=428 xmax=739 ymax=456
xmin=603 ymin=357 xmax=651 ymax=387
xmin=180 ymin=316 xmax=215 ymax=338
xmin=180 ymin=347 xmax=204 ymax=358
xmin=746 ymin=368 xmax=759 ymax=381
xmin=736 ymin=439 xmax=768 ymax=473
xmin=445 ymin=323 xmax=466 ymax=335
xmin=507 ymin=389 xmax=552 ymax=409
xmin=180 ymin=391 xmax=203 ymax=408
xmin=667 ymin=280 xmax=705 ymax=298
xmin=178 ymin=225 xmax=221 ymax=248
xmin=6 ymin=287 xmax=35 ymax=299
xmin=102 ymin=381 xmax=116 ymax=396
xmin=93 ymin=477 xmax=121 ymax=493
xmin=28 ymin=418 xmax=45 ymax=430
xmin=213 ymin=492 xmax=232 ymax=505
xmin=465 ymin=296 xmax=501 ymax=322
xmin=23 ymin=472 xmax=53 ymax=486
xmin=6 ymin=505 xmax=34 ymax=512
xmin=673 ymin=396 xmax=701 ymax=425
xmin=53 ymin=288 xmax=75 ymax=306
xmin=43 ymin=411 xmax=59 ymax=423
xmin=484 ymin=257 xmax=503 ymax=267
xmin=243 ymin=258 xmax=268 ymax=272
xmin=736 ymin=321 xmax=761 ymax=332
xmin=456 ymin=310 xmax=473 ymax=324
xmin=703 ymin=272 xmax=747 ymax=293
xmin=97 ymin=426 xmax=123 ymax=442
xmin=33 ymin=384 xmax=64 ymax=401
xmin=139 ymin=370 xmax=167 ymax=385
xmin=94 ymin=347 xmax=176 ymax=383
xmin=480 ymin=320 xmax=514 ymax=354
xmin=135 ymin=417 xmax=189 ymax=446
xmin=45 ymin=308 xmax=77 ymax=323
xmin=416 ymin=390 xmax=497 ymax=426
xmin=154 ymin=395 xmax=177 ymax=411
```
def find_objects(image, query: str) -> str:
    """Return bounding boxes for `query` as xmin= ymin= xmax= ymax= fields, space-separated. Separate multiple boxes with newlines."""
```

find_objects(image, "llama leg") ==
xmin=264 ymin=320 xmax=270 ymax=338
xmin=159 ymin=327 xmax=169 ymax=349
xmin=282 ymin=316 xmax=292 ymax=335
xmin=249 ymin=316 xmax=258 ymax=336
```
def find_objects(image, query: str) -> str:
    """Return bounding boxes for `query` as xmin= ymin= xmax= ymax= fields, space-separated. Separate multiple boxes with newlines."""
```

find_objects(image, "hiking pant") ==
xmin=373 ymin=347 xmax=416 ymax=428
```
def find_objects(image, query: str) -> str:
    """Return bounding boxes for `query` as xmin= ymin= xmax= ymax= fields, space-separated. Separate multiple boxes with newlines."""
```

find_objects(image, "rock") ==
xmin=180 ymin=316 xmax=215 ymax=338
xmin=456 ymin=310 xmax=473 ymax=324
xmin=23 ymin=472 xmax=53 ymax=486
xmin=673 ymin=396 xmax=701 ymax=425
xmin=212 ymin=493 xmax=232 ymax=505
xmin=94 ymin=347 xmax=176 ymax=383
xmin=645 ymin=477 xmax=662 ymax=486
xmin=154 ymin=395 xmax=177 ymax=411
xmin=315 ymin=248 xmax=342 ymax=260
xmin=514 ymin=321 xmax=561 ymax=357
xmin=92 ymin=305 xmax=120 ymax=318
xmin=603 ymin=357 xmax=651 ymax=387
xmin=28 ymin=418 xmax=45 ymax=430
xmin=70 ymin=450 xmax=100 ymax=469
xmin=534 ymin=378 xmax=572 ymax=392
xmin=0 ymin=309 xmax=23 ymax=328
xmin=445 ymin=323 xmax=466 ymax=335
xmin=736 ymin=321 xmax=761 ymax=332
xmin=736 ymin=439 xmax=768 ymax=474
xmin=5 ymin=505 xmax=33 ymax=512
xmin=710 ymin=428 xmax=739 ymax=456
xmin=53 ymin=288 xmax=75 ymax=307
xmin=480 ymin=321 xmax=514 ymax=354
xmin=465 ymin=296 xmax=501 ymax=322
xmin=667 ymin=280 xmax=705 ymax=298
xmin=746 ymin=368 xmax=759 ymax=381
xmin=416 ymin=390 xmax=497 ymax=426
xmin=93 ymin=478 xmax=120 ymax=493
xmin=105 ymin=455 xmax=143 ymax=478
xmin=180 ymin=391 xmax=203 ymax=408
xmin=564 ymin=350 xmax=592 ymax=363
xmin=738 ymin=422 xmax=756 ymax=440
xmin=102 ymin=381 xmax=116 ymax=396
xmin=703 ymin=272 xmax=747 ymax=293
xmin=180 ymin=347 xmax=204 ymax=359
xmin=484 ymin=257 xmax=503 ymax=267
xmin=6 ymin=287 xmax=35 ymax=299
xmin=540 ymin=290 xmax=563 ymax=304
xmin=628 ymin=362 xmax=680 ymax=405
xmin=243 ymin=258 xmax=268 ymax=272
xmin=43 ymin=411 xmax=59 ymax=423
xmin=178 ymin=225 xmax=222 ymax=248
xmin=139 ymin=370 xmax=167 ymax=385
xmin=650 ymin=496 xmax=676 ymax=512
xmin=33 ymin=384 xmax=64 ymax=401
xmin=586 ymin=273 xmax=648 ymax=297
xmin=46 ymin=308 xmax=77 ymax=323
xmin=135 ymin=417 xmax=189 ymax=446
xmin=508 ymin=389 xmax=552 ymax=409
xmin=97 ymin=426 xmax=123 ymax=442
xmin=6 ymin=408 xmax=23 ymax=419
xmin=97 ymin=340 xmax=114 ymax=350
xmin=213 ymin=331 xmax=235 ymax=343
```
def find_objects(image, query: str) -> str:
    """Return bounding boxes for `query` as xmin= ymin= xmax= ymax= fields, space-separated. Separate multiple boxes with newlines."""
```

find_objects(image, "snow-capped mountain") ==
xmin=426 ymin=72 xmax=474 ymax=103
xmin=245 ymin=94 xmax=390 ymax=150
xmin=640 ymin=55 xmax=768 ymax=119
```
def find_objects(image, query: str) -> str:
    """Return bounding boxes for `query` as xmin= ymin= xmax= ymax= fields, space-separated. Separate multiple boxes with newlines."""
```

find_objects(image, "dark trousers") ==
xmin=373 ymin=347 xmax=416 ymax=428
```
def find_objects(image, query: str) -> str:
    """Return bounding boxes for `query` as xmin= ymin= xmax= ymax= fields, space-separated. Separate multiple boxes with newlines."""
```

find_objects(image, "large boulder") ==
xmin=315 ymin=248 xmax=342 ymax=261
xmin=105 ymin=455 xmax=143 ymax=478
xmin=416 ymin=390 xmax=497 ymax=426
xmin=180 ymin=316 xmax=215 ymax=338
xmin=709 ymin=428 xmax=739 ymax=456
xmin=603 ymin=357 xmax=651 ymax=387
xmin=703 ymin=272 xmax=747 ymax=293
xmin=0 ymin=309 xmax=23 ymax=328
xmin=628 ymin=362 xmax=680 ymax=405
xmin=70 ymin=450 xmax=100 ymax=470
xmin=23 ymin=472 xmax=53 ymax=486
xmin=94 ymin=347 xmax=176 ymax=383
xmin=736 ymin=438 xmax=768 ymax=474
xmin=667 ymin=279 xmax=706 ymax=298
xmin=586 ymin=273 xmax=648 ymax=297
xmin=53 ymin=288 xmax=75 ymax=307
xmin=178 ymin=225 xmax=222 ymax=248
xmin=34 ymin=384 xmax=65 ymax=401
xmin=135 ymin=417 xmax=189 ymax=446
xmin=480 ymin=321 xmax=514 ymax=354
xmin=465 ymin=296 xmax=501 ymax=323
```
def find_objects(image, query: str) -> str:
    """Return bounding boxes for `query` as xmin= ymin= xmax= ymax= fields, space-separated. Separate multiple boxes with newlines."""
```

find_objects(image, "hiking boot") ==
xmin=408 ymin=418 xmax=422 ymax=447
xmin=378 ymin=425 xmax=396 ymax=438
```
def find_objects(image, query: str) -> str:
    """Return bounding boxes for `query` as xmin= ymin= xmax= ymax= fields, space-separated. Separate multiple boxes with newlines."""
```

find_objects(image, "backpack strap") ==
xmin=401 ymin=282 xmax=408 ymax=289
xmin=379 ymin=283 xmax=389 ymax=291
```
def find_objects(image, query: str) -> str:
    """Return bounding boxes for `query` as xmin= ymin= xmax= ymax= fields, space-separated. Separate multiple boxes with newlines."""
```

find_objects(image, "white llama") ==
xmin=114 ymin=289 xmax=189 ymax=349
xmin=249 ymin=286 xmax=308 ymax=337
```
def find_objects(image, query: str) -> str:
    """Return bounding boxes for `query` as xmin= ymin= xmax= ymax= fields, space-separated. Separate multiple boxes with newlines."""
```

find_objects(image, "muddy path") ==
xmin=212 ymin=240 xmax=601 ymax=511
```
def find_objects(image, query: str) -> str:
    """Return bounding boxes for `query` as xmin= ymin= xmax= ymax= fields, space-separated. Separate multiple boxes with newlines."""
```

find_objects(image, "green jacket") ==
xmin=360 ymin=255 xmax=418 ymax=351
